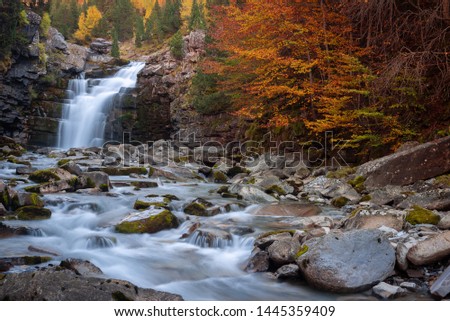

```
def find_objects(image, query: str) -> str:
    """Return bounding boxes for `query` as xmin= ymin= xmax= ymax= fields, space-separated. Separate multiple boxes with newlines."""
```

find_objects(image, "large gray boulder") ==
xmin=296 ymin=230 xmax=396 ymax=293
xmin=303 ymin=176 xmax=361 ymax=202
xmin=407 ymin=231 xmax=450 ymax=266
xmin=46 ymin=27 xmax=68 ymax=52
xmin=357 ymin=136 xmax=450 ymax=189
xmin=229 ymin=184 xmax=277 ymax=203
xmin=0 ymin=268 xmax=182 ymax=301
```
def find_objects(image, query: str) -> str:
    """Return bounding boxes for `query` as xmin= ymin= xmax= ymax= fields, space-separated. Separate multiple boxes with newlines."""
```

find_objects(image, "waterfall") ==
xmin=57 ymin=62 xmax=145 ymax=149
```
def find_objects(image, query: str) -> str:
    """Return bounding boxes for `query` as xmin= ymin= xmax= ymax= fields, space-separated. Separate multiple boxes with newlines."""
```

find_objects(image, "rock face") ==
xmin=296 ymin=230 xmax=396 ymax=293
xmin=0 ymin=268 xmax=183 ymax=301
xmin=406 ymin=231 xmax=450 ymax=265
xmin=357 ymin=136 xmax=450 ymax=189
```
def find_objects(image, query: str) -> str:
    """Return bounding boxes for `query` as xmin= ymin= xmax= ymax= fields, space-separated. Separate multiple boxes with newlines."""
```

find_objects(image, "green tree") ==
xmin=162 ymin=0 xmax=182 ymax=34
xmin=144 ymin=0 xmax=162 ymax=41
xmin=111 ymin=28 xmax=120 ymax=58
xmin=40 ymin=12 xmax=51 ymax=37
xmin=112 ymin=0 xmax=136 ymax=41
xmin=189 ymin=0 xmax=206 ymax=31
xmin=135 ymin=14 xmax=144 ymax=48
xmin=0 ymin=0 xmax=27 ymax=59
xmin=169 ymin=30 xmax=183 ymax=59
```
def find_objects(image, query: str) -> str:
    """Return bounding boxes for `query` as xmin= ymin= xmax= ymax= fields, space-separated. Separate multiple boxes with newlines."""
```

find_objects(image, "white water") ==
xmin=58 ymin=62 xmax=145 ymax=149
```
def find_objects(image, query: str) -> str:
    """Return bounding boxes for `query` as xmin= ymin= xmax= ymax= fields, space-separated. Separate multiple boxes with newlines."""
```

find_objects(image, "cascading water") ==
xmin=57 ymin=62 xmax=145 ymax=149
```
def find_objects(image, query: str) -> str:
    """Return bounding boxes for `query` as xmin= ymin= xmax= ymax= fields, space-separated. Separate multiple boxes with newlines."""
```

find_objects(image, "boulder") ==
xmin=296 ymin=230 xmax=396 ymax=293
xmin=46 ymin=27 xmax=68 ymax=52
xmin=90 ymin=38 xmax=112 ymax=54
xmin=438 ymin=212 xmax=450 ymax=230
xmin=187 ymin=228 xmax=232 ymax=248
xmin=397 ymin=189 xmax=450 ymax=211
xmin=16 ymin=192 xmax=44 ymax=208
xmin=405 ymin=206 xmax=440 ymax=225
xmin=430 ymin=265 xmax=450 ymax=299
xmin=356 ymin=136 xmax=450 ymax=189
xmin=0 ymin=268 xmax=183 ymax=301
xmin=15 ymin=206 xmax=51 ymax=220
xmin=60 ymin=161 xmax=83 ymax=176
xmin=252 ymin=204 xmax=321 ymax=217
xmin=245 ymin=250 xmax=270 ymax=272
xmin=59 ymin=258 xmax=103 ymax=277
xmin=16 ymin=166 xmax=37 ymax=175
xmin=115 ymin=208 xmax=179 ymax=234
xmin=303 ymin=176 xmax=361 ymax=202
xmin=396 ymin=238 xmax=418 ymax=271
xmin=254 ymin=232 xmax=293 ymax=250
xmin=80 ymin=172 xmax=111 ymax=191
xmin=274 ymin=264 xmax=300 ymax=279
xmin=28 ymin=168 xmax=74 ymax=183
xmin=268 ymin=240 xmax=300 ymax=266
xmin=407 ymin=231 xmax=450 ymax=265
xmin=228 ymin=184 xmax=277 ymax=203
xmin=59 ymin=43 xmax=89 ymax=73
xmin=183 ymin=198 xmax=219 ymax=217
xmin=0 ymin=222 xmax=30 ymax=238
xmin=343 ymin=208 xmax=405 ymax=231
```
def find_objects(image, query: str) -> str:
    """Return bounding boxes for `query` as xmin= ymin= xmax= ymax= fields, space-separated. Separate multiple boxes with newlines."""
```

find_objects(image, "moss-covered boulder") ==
xmin=226 ymin=166 xmax=249 ymax=178
xmin=101 ymin=167 xmax=148 ymax=176
xmin=183 ymin=198 xmax=217 ymax=216
xmin=28 ymin=168 xmax=73 ymax=183
xmin=16 ymin=206 xmax=52 ymax=220
xmin=115 ymin=208 xmax=179 ymax=234
xmin=133 ymin=196 xmax=170 ymax=210
xmin=405 ymin=205 xmax=440 ymax=225
xmin=130 ymin=181 xmax=158 ymax=189
xmin=213 ymin=171 xmax=228 ymax=183
xmin=17 ymin=192 xmax=44 ymax=208
xmin=331 ymin=196 xmax=350 ymax=208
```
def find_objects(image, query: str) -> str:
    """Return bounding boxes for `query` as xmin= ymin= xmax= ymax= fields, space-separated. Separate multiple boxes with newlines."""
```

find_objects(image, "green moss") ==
xmin=24 ymin=185 xmax=41 ymax=193
xmin=29 ymin=193 xmax=44 ymax=207
xmin=258 ymin=230 xmax=296 ymax=239
xmin=184 ymin=202 xmax=208 ymax=216
xmin=326 ymin=167 xmax=356 ymax=179
xmin=360 ymin=194 xmax=372 ymax=202
xmin=133 ymin=200 xmax=167 ymax=210
xmin=16 ymin=206 xmax=51 ymax=220
xmin=99 ymin=184 xmax=109 ymax=192
xmin=265 ymin=185 xmax=286 ymax=196
xmin=162 ymin=194 xmax=180 ymax=201
xmin=435 ymin=174 xmax=450 ymax=186
xmin=246 ymin=177 xmax=256 ymax=185
xmin=148 ymin=166 xmax=155 ymax=177
xmin=57 ymin=159 xmax=71 ymax=167
xmin=213 ymin=171 xmax=228 ymax=183
xmin=102 ymin=167 xmax=148 ymax=176
xmin=68 ymin=177 xmax=78 ymax=188
xmin=130 ymin=181 xmax=158 ymax=189
xmin=348 ymin=176 xmax=366 ymax=193
xmin=23 ymin=256 xmax=52 ymax=265
xmin=349 ymin=208 xmax=362 ymax=218
xmin=112 ymin=291 xmax=133 ymax=301
xmin=86 ymin=178 xmax=96 ymax=188
xmin=221 ymin=192 xmax=242 ymax=199
xmin=331 ymin=196 xmax=349 ymax=208
xmin=295 ymin=245 xmax=309 ymax=258
xmin=405 ymin=205 xmax=440 ymax=225
xmin=29 ymin=169 xmax=60 ymax=183
xmin=115 ymin=210 xmax=179 ymax=234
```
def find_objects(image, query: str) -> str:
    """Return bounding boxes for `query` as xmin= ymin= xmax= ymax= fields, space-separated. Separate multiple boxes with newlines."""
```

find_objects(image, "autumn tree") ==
xmin=74 ymin=5 xmax=103 ymax=42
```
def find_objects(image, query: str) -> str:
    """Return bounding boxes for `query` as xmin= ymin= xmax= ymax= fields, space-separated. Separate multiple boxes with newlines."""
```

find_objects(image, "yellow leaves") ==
xmin=74 ymin=5 xmax=103 ymax=43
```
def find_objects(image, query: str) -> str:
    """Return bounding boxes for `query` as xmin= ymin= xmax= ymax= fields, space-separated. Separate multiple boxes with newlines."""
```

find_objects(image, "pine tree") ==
xmin=169 ymin=30 xmax=183 ymax=59
xmin=162 ymin=0 xmax=182 ymax=34
xmin=69 ymin=0 xmax=80 ymax=36
xmin=112 ymin=0 xmax=136 ymax=41
xmin=0 ymin=0 xmax=27 ymax=59
xmin=135 ymin=14 xmax=144 ymax=48
xmin=189 ymin=0 xmax=206 ymax=31
xmin=111 ymin=28 xmax=120 ymax=58
xmin=144 ymin=0 xmax=162 ymax=41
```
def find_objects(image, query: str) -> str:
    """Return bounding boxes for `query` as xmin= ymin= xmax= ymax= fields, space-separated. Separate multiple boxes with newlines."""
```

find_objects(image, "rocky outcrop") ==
xmin=0 ymin=266 xmax=183 ymax=301
xmin=357 ymin=136 xmax=450 ymax=189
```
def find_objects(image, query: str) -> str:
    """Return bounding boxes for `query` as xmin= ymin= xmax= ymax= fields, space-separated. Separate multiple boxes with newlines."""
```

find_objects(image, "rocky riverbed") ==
xmin=0 ymin=135 xmax=449 ymax=300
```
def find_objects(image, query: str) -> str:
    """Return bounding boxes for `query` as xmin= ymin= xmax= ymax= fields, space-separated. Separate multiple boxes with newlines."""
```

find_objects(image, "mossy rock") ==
xmin=331 ymin=196 xmax=349 ymax=208
xmin=7 ymin=157 xmax=31 ymax=166
xmin=115 ymin=209 xmax=179 ymax=234
xmin=295 ymin=245 xmax=309 ymax=258
xmin=326 ymin=167 xmax=356 ymax=179
xmin=258 ymin=230 xmax=296 ymax=239
xmin=131 ymin=181 xmax=158 ymax=189
xmin=162 ymin=194 xmax=180 ymax=201
xmin=221 ymin=192 xmax=242 ymax=199
xmin=213 ymin=171 xmax=228 ymax=183
xmin=184 ymin=202 xmax=208 ymax=216
xmin=99 ymin=184 xmax=109 ymax=192
xmin=265 ymin=185 xmax=286 ymax=196
xmin=133 ymin=199 xmax=168 ymax=210
xmin=434 ymin=174 xmax=450 ymax=186
xmin=28 ymin=169 xmax=61 ymax=183
xmin=348 ymin=176 xmax=366 ymax=193
xmin=23 ymin=256 xmax=52 ymax=265
xmin=226 ymin=166 xmax=249 ymax=178
xmin=16 ymin=206 xmax=52 ymax=220
xmin=102 ymin=167 xmax=148 ymax=176
xmin=148 ymin=166 xmax=155 ymax=177
xmin=246 ymin=177 xmax=256 ymax=184
xmin=360 ymin=194 xmax=372 ymax=202
xmin=217 ymin=186 xmax=229 ymax=194
xmin=24 ymin=185 xmax=41 ymax=193
xmin=405 ymin=205 xmax=440 ymax=225
xmin=57 ymin=159 xmax=71 ymax=167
